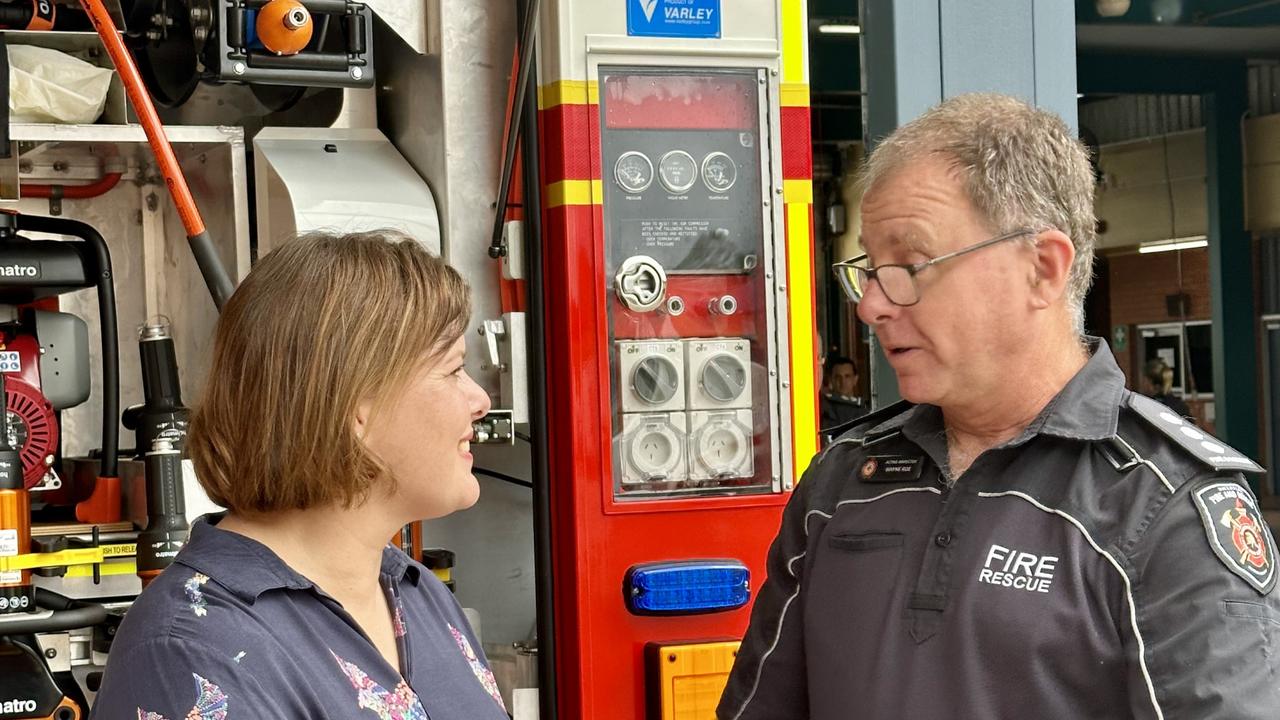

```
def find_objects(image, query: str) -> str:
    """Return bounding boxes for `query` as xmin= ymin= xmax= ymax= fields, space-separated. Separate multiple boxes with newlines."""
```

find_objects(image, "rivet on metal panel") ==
xmin=770 ymin=69 xmax=778 ymax=76
xmin=769 ymin=370 xmax=777 ymax=377
xmin=775 ymin=187 xmax=783 ymax=195
xmin=781 ymin=381 xmax=790 ymax=388
xmin=765 ymin=272 xmax=773 ymax=279
xmin=351 ymin=67 xmax=364 ymax=81
xmin=233 ymin=62 xmax=247 ymax=75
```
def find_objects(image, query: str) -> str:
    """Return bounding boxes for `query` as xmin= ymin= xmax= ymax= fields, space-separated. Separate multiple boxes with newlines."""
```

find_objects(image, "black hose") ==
xmin=516 ymin=1 xmax=556 ymax=714
xmin=474 ymin=466 xmax=533 ymax=489
xmin=17 ymin=215 xmax=119 ymax=479
xmin=489 ymin=0 xmax=542 ymax=259
xmin=0 ymin=589 xmax=108 ymax=635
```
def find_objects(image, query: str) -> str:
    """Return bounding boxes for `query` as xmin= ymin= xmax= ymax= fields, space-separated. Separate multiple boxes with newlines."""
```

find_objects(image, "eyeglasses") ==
xmin=832 ymin=228 xmax=1036 ymax=306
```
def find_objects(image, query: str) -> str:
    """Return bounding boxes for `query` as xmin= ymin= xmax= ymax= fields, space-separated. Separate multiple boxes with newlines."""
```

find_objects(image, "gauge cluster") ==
xmin=600 ymin=66 xmax=782 ymax=501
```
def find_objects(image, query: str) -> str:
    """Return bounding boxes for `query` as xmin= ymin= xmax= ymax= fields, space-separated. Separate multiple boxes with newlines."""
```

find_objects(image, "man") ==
xmin=819 ymin=355 xmax=868 ymax=440
xmin=1142 ymin=357 xmax=1193 ymax=419
xmin=718 ymin=94 xmax=1277 ymax=719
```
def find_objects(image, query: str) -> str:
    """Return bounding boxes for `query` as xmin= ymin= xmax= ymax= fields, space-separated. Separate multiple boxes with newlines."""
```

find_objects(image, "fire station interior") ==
xmin=0 ymin=1 xmax=1275 ymax=719
xmin=809 ymin=0 xmax=1280 ymax=532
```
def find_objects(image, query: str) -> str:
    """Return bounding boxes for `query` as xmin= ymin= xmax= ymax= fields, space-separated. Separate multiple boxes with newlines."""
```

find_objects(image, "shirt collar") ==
xmin=175 ymin=514 xmax=422 ymax=603
xmin=891 ymin=337 xmax=1124 ymax=453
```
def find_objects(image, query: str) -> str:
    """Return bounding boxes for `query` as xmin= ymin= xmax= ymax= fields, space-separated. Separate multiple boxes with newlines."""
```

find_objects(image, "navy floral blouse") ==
xmin=90 ymin=516 xmax=509 ymax=720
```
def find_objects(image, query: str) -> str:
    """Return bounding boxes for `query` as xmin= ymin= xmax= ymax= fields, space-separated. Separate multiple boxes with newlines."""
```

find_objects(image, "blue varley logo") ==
xmin=641 ymin=0 xmax=659 ymax=21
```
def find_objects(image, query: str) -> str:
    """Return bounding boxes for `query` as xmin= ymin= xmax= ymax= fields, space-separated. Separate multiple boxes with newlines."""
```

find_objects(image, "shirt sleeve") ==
xmin=716 ymin=465 xmax=814 ymax=720
xmin=1126 ymin=475 xmax=1280 ymax=720
xmin=90 ymin=635 xmax=281 ymax=720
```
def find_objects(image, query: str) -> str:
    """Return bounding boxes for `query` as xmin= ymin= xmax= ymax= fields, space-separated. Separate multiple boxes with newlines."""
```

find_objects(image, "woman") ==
xmin=91 ymin=231 xmax=505 ymax=719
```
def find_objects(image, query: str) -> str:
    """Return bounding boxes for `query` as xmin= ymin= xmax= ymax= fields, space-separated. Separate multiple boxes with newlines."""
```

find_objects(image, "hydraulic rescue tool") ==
xmin=125 ymin=322 xmax=192 ymax=587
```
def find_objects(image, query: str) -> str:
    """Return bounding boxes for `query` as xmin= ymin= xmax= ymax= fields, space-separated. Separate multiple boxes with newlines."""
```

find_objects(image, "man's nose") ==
xmin=855 ymin=275 xmax=898 ymax=327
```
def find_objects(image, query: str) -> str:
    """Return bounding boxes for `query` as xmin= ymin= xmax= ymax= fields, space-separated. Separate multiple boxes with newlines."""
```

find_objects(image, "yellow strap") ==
xmin=0 ymin=546 xmax=105 ymax=573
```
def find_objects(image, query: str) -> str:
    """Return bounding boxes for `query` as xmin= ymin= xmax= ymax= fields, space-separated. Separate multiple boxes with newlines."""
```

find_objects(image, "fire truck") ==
xmin=0 ymin=1 xmax=815 ymax=718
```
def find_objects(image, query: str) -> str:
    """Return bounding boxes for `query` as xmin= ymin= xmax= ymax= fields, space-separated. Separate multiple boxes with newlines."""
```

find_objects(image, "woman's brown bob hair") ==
xmin=188 ymin=230 xmax=471 ymax=513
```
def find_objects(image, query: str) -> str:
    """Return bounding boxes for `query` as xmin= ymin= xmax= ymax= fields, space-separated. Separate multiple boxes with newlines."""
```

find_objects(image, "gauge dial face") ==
xmin=658 ymin=150 xmax=698 ymax=194
xmin=614 ymin=151 xmax=654 ymax=194
xmin=701 ymin=152 xmax=737 ymax=194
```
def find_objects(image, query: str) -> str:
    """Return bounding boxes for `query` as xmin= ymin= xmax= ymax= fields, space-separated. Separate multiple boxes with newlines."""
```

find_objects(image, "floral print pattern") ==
xmin=184 ymin=573 xmax=210 ymax=617
xmin=332 ymin=651 xmax=429 ymax=720
xmin=136 ymin=673 xmax=228 ymax=720
xmin=449 ymin=624 xmax=505 ymax=709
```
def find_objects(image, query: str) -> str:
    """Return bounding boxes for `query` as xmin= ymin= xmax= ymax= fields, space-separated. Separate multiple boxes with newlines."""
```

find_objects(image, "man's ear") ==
xmin=1028 ymin=229 xmax=1075 ymax=310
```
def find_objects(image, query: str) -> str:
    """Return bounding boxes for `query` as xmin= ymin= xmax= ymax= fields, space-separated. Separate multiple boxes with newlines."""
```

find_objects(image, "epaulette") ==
xmin=1126 ymin=392 xmax=1265 ymax=474
xmin=826 ymin=400 xmax=915 ymax=446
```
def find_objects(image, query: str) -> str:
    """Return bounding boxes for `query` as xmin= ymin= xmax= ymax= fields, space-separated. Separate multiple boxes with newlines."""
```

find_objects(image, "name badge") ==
xmin=858 ymin=455 xmax=924 ymax=483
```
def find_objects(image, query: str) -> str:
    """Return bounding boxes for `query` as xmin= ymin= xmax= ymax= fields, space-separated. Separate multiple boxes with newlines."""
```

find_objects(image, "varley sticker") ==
xmin=1193 ymin=482 xmax=1277 ymax=595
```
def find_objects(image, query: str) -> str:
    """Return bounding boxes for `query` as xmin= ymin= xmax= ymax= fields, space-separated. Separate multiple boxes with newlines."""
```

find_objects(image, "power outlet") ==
xmin=617 ymin=412 xmax=688 ymax=485
xmin=688 ymin=409 xmax=754 ymax=481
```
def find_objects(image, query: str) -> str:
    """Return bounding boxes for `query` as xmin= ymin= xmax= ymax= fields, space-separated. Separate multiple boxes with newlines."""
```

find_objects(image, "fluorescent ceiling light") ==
xmin=818 ymin=23 xmax=861 ymax=34
xmin=1138 ymin=235 xmax=1208 ymax=254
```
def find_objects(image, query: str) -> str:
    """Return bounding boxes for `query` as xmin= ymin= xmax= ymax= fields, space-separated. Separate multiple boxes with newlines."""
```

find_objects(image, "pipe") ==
xmin=21 ymin=172 xmax=122 ymax=199
xmin=77 ymin=0 xmax=235 ymax=310
xmin=0 ymin=589 xmax=108 ymax=635
xmin=489 ymin=0 xmax=541 ymax=260
xmin=517 ymin=0 xmax=556 ymax=714
xmin=15 ymin=215 xmax=118 ymax=484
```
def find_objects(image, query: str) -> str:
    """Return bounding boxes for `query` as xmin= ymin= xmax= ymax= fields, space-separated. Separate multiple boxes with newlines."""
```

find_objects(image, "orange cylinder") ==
xmin=0 ymin=486 xmax=33 ymax=614
xmin=256 ymin=0 xmax=314 ymax=56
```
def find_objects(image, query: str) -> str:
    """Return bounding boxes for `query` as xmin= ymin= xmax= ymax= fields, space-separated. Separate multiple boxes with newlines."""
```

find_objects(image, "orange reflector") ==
xmin=646 ymin=640 xmax=740 ymax=720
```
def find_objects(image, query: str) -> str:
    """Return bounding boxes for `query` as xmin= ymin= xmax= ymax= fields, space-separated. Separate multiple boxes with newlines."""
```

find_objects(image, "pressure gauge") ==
xmin=658 ymin=150 xmax=698 ymax=194
xmin=701 ymin=152 xmax=737 ymax=194
xmin=700 ymin=353 xmax=748 ymax=404
xmin=614 ymin=151 xmax=654 ymax=194
xmin=631 ymin=355 xmax=681 ymax=406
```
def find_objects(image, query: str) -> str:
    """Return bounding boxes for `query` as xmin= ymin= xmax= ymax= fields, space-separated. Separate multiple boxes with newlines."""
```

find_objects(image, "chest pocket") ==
xmin=805 ymin=530 xmax=909 ymax=663
xmin=828 ymin=532 xmax=904 ymax=552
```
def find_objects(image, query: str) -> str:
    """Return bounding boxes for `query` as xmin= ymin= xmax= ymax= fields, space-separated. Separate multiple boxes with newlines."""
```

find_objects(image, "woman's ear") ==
xmin=1028 ymin=228 xmax=1075 ymax=310
xmin=353 ymin=399 xmax=373 ymax=442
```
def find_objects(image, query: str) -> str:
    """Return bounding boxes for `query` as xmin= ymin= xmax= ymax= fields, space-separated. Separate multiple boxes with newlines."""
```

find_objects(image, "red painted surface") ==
xmin=602 ymin=74 xmax=759 ymax=131
xmin=540 ymin=94 xmax=790 ymax=719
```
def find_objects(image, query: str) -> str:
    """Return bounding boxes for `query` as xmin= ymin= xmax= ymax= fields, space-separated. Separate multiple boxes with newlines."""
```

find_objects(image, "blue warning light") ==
xmin=625 ymin=560 xmax=751 ymax=615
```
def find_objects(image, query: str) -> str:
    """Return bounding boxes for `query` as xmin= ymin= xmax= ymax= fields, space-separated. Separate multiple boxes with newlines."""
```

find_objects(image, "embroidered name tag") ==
xmin=858 ymin=455 xmax=924 ymax=483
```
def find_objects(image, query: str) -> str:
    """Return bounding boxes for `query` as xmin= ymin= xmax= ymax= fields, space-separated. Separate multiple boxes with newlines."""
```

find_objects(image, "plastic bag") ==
xmin=8 ymin=44 xmax=112 ymax=125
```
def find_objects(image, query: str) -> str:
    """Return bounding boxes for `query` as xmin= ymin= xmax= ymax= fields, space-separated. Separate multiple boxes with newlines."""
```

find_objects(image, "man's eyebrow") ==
xmin=859 ymin=233 xmax=931 ymax=257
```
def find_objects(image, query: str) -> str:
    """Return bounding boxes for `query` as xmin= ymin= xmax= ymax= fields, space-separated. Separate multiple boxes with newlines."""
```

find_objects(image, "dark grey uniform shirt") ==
xmin=719 ymin=342 xmax=1280 ymax=720
xmin=91 ymin=517 xmax=508 ymax=720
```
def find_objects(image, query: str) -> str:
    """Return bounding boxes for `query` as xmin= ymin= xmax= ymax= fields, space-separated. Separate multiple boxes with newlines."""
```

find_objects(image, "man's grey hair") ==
xmin=859 ymin=93 xmax=1097 ymax=334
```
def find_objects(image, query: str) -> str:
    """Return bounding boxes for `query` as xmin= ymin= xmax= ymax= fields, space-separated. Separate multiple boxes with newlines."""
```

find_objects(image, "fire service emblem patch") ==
xmin=1193 ymin=482 xmax=1277 ymax=595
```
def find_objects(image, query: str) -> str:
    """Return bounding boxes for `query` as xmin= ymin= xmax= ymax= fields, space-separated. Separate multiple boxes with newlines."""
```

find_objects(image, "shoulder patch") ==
xmin=1191 ymin=481 xmax=1277 ymax=596
xmin=1127 ymin=393 xmax=1265 ymax=474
